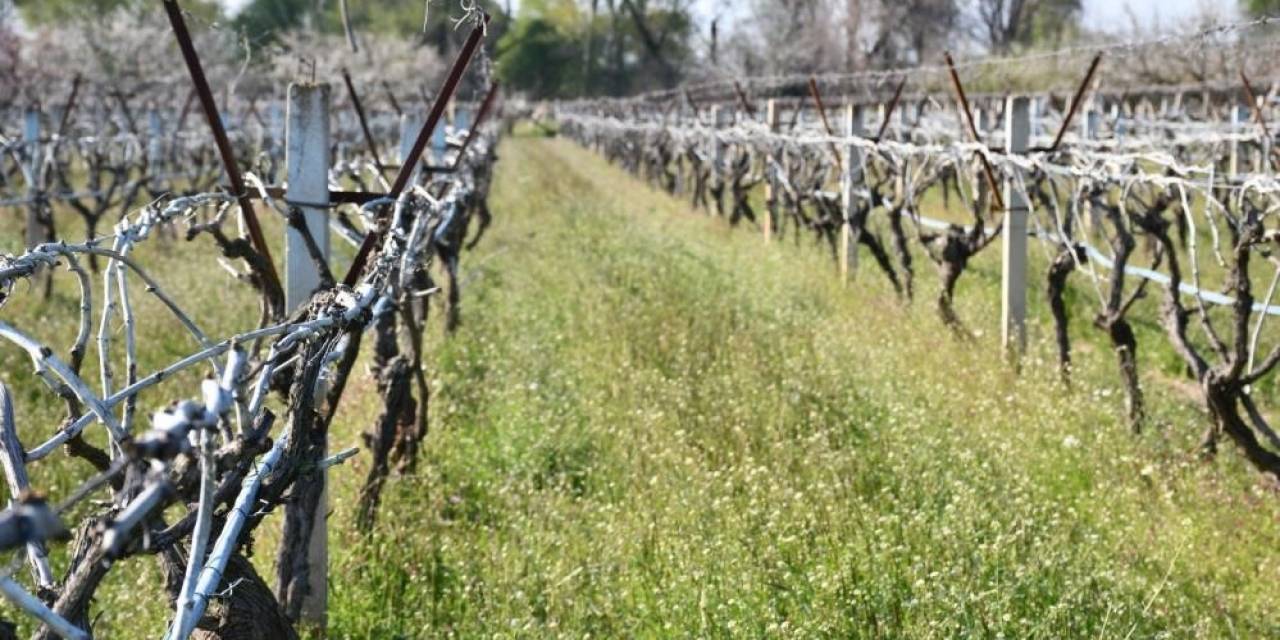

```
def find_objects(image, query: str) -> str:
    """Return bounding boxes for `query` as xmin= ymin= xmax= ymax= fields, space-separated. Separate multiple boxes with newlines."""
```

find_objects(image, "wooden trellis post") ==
xmin=23 ymin=107 xmax=41 ymax=251
xmin=840 ymin=104 xmax=865 ymax=281
xmin=1002 ymin=96 xmax=1031 ymax=358
xmin=763 ymin=99 xmax=779 ymax=243
xmin=283 ymin=83 xmax=332 ymax=630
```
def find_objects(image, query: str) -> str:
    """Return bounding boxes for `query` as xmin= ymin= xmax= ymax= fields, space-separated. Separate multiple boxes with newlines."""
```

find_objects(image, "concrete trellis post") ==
xmin=1259 ymin=95 xmax=1274 ymax=176
xmin=1002 ymin=96 xmax=1031 ymax=358
xmin=1079 ymin=100 xmax=1101 ymax=231
xmin=455 ymin=106 xmax=472 ymax=136
xmin=430 ymin=114 xmax=448 ymax=165
xmin=1080 ymin=99 xmax=1098 ymax=140
xmin=23 ymin=107 xmax=41 ymax=251
xmin=1029 ymin=96 xmax=1041 ymax=142
xmin=1259 ymin=133 xmax=1269 ymax=176
xmin=1110 ymin=102 xmax=1124 ymax=140
xmin=284 ymin=83 xmax=332 ymax=629
xmin=839 ymin=104 xmax=865 ymax=281
xmin=763 ymin=99 xmax=779 ymax=243
xmin=147 ymin=108 xmax=165 ymax=189
xmin=1229 ymin=103 xmax=1242 ymax=179
xmin=400 ymin=110 xmax=425 ymax=184
xmin=268 ymin=102 xmax=285 ymax=156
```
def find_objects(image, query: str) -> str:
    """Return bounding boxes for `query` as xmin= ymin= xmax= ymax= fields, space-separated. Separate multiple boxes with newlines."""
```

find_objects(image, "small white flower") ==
xmin=1062 ymin=435 xmax=1080 ymax=449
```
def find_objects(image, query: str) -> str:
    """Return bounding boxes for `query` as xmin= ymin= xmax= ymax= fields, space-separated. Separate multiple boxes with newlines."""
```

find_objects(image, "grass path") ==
xmin=321 ymin=135 xmax=1280 ymax=638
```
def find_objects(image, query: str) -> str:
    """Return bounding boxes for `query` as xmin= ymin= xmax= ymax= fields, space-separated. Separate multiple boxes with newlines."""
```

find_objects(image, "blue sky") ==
xmin=217 ymin=0 xmax=1238 ymax=34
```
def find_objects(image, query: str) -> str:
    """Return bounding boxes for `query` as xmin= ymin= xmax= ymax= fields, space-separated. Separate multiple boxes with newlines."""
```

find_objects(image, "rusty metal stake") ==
xmin=344 ymin=15 xmax=490 ymax=286
xmin=683 ymin=90 xmax=700 ymax=116
xmin=382 ymin=81 xmax=403 ymax=117
xmin=174 ymin=87 xmax=197 ymax=135
xmin=733 ymin=80 xmax=756 ymax=119
xmin=56 ymin=74 xmax=82 ymax=139
xmin=245 ymin=97 xmax=266 ymax=129
xmin=163 ymin=0 xmax=283 ymax=302
xmin=1241 ymin=70 xmax=1279 ymax=172
xmin=874 ymin=78 xmax=907 ymax=142
xmin=807 ymin=77 xmax=843 ymax=171
xmin=1040 ymin=52 xmax=1103 ymax=152
xmin=112 ymin=89 xmax=139 ymax=135
xmin=342 ymin=68 xmax=386 ymax=176
xmin=944 ymin=51 xmax=1005 ymax=213
xmin=451 ymin=83 xmax=500 ymax=171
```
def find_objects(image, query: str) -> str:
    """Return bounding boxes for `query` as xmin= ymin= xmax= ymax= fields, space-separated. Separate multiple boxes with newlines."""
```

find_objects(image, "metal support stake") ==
xmin=343 ymin=15 xmax=489 ymax=286
xmin=163 ymin=0 xmax=283 ymax=306
xmin=341 ymin=68 xmax=386 ymax=176
xmin=450 ymin=83 xmax=500 ymax=171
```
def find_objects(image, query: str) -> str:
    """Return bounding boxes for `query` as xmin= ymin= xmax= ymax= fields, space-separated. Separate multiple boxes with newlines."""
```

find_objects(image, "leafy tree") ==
xmin=976 ymin=0 xmax=1081 ymax=53
xmin=496 ymin=0 xmax=692 ymax=98
xmin=1243 ymin=0 xmax=1280 ymax=17
xmin=496 ymin=16 xmax=580 ymax=98
xmin=233 ymin=0 xmax=510 ymax=55
xmin=15 ymin=0 xmax=220 ymax=25
xmin=231 ymin=0 xmax=313 ymax=42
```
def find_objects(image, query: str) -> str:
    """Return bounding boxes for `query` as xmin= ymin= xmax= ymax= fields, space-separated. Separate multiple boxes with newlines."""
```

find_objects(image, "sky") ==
xmin=216 ymin=0 xmax=1239 ymax=34
xmin=1082 ymin=0 xmax=1238 ymax=31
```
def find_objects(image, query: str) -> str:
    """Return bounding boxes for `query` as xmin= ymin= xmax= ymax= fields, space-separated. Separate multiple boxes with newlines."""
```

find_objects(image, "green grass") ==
xmin=327 ymin=136 xmax=1280 ymax=637
xmin=3 ymin=134 xmax=1280 ymax=637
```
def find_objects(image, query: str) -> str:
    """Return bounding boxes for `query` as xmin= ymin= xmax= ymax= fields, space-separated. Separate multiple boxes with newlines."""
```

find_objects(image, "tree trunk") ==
xmin=1047 ymin=247 xmax=1078 ymax=385
xmin=1111 ymin=320 xmax=1145 ymax=432
xmin=887 ymin=208 xmax=914 ymax=300
xmin=161 ymin=546 xmax=298 ymax=640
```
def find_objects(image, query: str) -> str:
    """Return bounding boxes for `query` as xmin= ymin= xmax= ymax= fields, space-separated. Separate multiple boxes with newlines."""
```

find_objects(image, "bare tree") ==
xmin=974 ymin=0 xmax=1081 ymax=53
